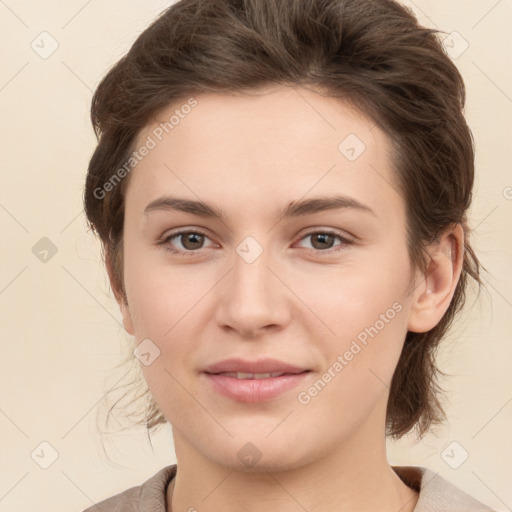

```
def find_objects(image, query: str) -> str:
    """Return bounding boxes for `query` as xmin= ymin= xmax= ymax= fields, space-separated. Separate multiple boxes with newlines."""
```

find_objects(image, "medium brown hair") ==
xmin=84 ymin=0 xmax=483 ymax=441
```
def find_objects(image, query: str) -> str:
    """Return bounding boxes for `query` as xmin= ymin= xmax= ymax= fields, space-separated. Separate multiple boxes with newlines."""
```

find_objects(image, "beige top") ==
xmin=82 ymin=464 xmax=496 ymax=511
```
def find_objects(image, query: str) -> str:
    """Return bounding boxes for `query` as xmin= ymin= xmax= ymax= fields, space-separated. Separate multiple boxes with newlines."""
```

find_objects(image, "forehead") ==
xmin=135 ymin=85 xmax=380 ymax=158
xmin=126 ymin=85 xmax=402 ymax=223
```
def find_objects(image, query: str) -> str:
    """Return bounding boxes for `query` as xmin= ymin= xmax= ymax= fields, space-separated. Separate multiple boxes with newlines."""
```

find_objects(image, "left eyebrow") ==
xmin=282 ymin=194 xmax=377 ymax=218
xmin=143 ymin=194 xmax=377 ymax=220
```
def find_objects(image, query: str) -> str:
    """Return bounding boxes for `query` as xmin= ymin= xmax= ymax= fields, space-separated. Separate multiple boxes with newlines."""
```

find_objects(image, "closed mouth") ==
xmin=206 ymin=370 xmax=311 ymax=380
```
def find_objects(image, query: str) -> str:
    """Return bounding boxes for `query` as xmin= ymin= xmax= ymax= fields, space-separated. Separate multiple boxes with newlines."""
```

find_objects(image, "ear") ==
xmin=104 ymin=246 xmax=134 ymax=336
xmin=407 ymin=224 xmax=464 ymax=333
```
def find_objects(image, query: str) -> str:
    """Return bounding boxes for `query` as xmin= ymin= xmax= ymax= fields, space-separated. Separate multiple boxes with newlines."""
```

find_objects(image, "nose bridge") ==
xmin=234 ymin=244 xmax=271 ymax=293
xmin=215 ymin=236 xmax=290 ymax=335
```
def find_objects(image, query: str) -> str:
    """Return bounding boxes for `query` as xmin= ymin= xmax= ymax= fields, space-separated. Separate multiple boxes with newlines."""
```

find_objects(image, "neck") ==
xmin=166 ymin=407 xmax=419 ymax=512
xmin=167 ymin=462 xmax=418 ymax=512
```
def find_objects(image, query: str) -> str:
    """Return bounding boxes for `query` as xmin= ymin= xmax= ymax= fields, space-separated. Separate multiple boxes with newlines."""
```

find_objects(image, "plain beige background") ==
xmin=0 ymin=1 xmax=511 ymax=511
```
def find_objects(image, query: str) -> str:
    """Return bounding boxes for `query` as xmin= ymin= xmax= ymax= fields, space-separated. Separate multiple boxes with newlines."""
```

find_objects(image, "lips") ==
xmin=203 ymin=357 xmax=308 ymax=375
xmin=202 ymin=358 xmax=311 ymax=402
xmin=215 ymin=371 xmax=290 ymax=379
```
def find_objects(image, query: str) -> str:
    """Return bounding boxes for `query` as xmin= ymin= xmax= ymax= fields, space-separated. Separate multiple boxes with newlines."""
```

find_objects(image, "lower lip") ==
xmin=203 ymin=372 xmax=311 ymax=402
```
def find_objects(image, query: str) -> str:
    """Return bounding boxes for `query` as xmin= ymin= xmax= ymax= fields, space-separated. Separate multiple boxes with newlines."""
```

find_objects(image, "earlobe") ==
xmin=407 ymin=225 xmax=464 ymax=333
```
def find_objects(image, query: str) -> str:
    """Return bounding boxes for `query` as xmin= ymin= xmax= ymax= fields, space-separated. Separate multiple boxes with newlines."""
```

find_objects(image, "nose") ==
xmin=214 ymin=243 xmax=292 ymax=338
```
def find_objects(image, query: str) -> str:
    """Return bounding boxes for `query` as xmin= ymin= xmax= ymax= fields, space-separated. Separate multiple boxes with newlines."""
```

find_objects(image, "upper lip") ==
xmin=203 ymin=358 xmax=309 ymax=374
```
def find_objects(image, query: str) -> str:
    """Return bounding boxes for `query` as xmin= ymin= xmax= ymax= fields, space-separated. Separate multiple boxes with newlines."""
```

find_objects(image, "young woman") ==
xmin=83 ymin=0 xmax=495 ymax=510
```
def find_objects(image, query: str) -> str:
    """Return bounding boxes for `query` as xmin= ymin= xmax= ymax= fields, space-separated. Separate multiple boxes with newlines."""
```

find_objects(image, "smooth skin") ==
xmin=107 ymin=84 xmax=463 ymax=512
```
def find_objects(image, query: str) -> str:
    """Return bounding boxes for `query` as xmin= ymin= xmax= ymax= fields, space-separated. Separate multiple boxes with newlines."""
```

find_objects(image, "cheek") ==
xmin=122 ymin=237 xmax=205 ymax=338
xmin=293 ymin=248 xmax=412 ymax=397
xmin=294 ymin=247 xmax=411 ymax=340
xmin=294 ymin=292 xmax=408 ymax=440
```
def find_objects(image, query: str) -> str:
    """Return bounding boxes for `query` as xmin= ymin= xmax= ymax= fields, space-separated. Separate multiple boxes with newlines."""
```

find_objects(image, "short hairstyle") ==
xmin=84 ymin=0 xmax=483 ymax=441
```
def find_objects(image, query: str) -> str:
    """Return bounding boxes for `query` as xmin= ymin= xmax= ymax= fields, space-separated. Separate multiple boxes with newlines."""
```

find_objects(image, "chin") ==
xmin=203 ymin=436 xmax=315 ymax=474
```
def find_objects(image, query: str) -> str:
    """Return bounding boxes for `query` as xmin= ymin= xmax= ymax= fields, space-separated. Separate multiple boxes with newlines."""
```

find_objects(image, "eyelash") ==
xmin=157 ymin=228 xmax=353 ymax=256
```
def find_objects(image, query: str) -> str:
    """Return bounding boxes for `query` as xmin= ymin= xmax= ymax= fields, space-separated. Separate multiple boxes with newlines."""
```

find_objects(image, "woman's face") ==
xmin=117 ymin=85 xmax=420 ymax=471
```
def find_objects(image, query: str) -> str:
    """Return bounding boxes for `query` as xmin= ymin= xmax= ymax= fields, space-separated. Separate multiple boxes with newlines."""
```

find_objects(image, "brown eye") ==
xmin=296 ymin=230 xmax=352 ymax=254
xmin=309 ymin=233 xmax=337 ymax=250
xmin=160 ymin=229 xmax=214 ymax=254
xmin=179 ymin=232 xmax=205 ymax=250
